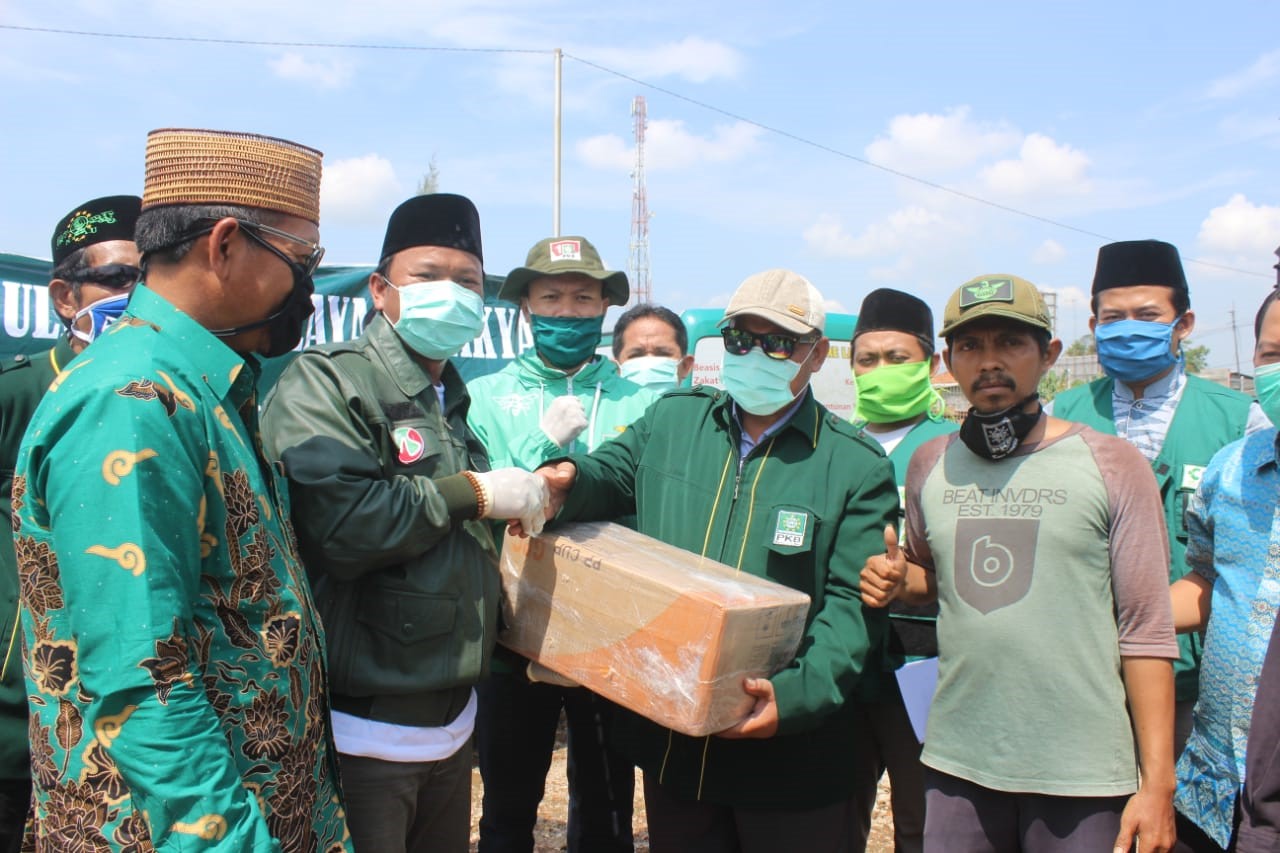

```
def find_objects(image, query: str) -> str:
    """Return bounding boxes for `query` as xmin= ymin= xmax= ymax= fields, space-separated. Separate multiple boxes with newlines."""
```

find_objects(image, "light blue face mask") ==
xmin=389 ymin=279 xmax=486 ymax=360
xmin=619 ymin=355 xmax=681 ymax=390
xmin=1094 ymin=317 xmax=1183 ymax=384
xmin=1255 ymin=361 xmax=1280 ymax=429
xmin=70 ymin=293 xmax=130 ymax=345
xmin=722 ymin=346 xmax=812 ymax=416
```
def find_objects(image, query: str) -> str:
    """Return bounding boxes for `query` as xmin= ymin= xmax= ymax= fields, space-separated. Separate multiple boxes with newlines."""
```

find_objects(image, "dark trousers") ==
xmin=642 ymin=771 xmax=868 ymax=853
xmin=923 ymin=768 xmax=1127 ymax=852
xmin=859 ymin=681 xmax=927 ymax=853
xmin=476 ymin=672 xmax=634 ymax=853
xmin=0 ymin=778 xmax=28 ymax=853
xmin=338 ymin=745 xmax=473 ymax=853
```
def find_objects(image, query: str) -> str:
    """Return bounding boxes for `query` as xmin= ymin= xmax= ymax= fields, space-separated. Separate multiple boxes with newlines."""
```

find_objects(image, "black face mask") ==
xmin=959 ymin=393 xmax=1043 ymax=460
xmin=208 ymin=226 xmax=316 ymax=358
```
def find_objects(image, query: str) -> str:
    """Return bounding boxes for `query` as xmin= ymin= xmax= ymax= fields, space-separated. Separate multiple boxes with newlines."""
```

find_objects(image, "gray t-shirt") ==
xmin=905 ymin=422 xmax=1179 ymax=796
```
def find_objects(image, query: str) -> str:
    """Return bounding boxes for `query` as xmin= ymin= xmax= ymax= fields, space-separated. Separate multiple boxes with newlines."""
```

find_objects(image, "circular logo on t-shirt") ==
xmin=394 ymin=427 xmax=425 ymax=464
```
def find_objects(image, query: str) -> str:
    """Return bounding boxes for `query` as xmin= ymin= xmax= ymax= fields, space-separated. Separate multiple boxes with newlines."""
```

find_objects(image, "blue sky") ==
xmin=2 ymin=1 xmax=1278 ymax=371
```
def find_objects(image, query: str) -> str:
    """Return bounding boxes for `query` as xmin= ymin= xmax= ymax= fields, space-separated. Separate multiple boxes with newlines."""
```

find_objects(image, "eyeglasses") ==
xmin=721 ymin=327 xmax=816 ymax=360
xmin=236 ymin=220 xmax=325 ymax=275
xmin=70 ymin=263 xmax=141 ymax=290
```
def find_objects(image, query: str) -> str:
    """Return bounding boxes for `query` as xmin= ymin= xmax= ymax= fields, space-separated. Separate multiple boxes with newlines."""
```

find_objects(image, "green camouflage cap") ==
xmin=939 ymin=274 xmax=1053 ymax=337
xmin=498 ymin=235 xmax=629 ymax=304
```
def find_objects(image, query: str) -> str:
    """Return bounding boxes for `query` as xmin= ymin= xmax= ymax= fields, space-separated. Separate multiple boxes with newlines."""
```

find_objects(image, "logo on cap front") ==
xmin=960 ymin=278 xmax=1014 ymax=306
xmin=394 ymin=427 xmax=426 ymax=464
xmin=548 ymin=240 xmax=582 ymax=262
xmin=57 ymin=209 xmax=118 ymax=248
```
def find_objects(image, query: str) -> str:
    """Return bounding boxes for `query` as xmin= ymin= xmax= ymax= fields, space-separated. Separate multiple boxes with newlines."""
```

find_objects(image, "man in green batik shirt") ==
xmin=0 ymin=194 xmax=141 ymax=853
xmin=11 ymin=129 xmax=352 ymax=851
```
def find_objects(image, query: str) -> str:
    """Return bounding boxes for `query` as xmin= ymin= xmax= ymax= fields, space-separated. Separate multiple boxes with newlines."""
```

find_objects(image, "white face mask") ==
xmin=618 ymin=355 xmax=681 ymax=390
xmin=388 ymin=279 xmax=486 ymax=360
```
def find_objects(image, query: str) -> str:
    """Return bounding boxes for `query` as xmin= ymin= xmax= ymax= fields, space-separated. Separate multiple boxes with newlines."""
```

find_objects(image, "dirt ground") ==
xmin=466 ymin=721 xmax=896 ymax=852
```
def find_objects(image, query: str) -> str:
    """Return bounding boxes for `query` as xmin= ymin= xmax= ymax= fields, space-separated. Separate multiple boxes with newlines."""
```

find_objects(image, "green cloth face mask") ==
xmin=531 ymin=314 xmax=604 ymax=369
xmin=854 ymin=360 xmax=939 ymax=423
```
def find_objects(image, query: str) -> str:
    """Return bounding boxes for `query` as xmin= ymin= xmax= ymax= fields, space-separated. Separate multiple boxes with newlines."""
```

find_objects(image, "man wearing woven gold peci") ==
xmin=10 ymin=128 xmax=352 ymax=851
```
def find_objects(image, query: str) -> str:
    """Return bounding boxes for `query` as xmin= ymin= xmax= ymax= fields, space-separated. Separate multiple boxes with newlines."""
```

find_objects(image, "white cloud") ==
xmin=577 ymin=119 xmax=761 ymax=171
xmin=979 ymin=134 xmax=1092 ymax=197
xmin=1032 ymin=239 xmax=1066 ymax=265
xmin=597 ymin=36 xmax=744 ymax=83
xmin=269 ymin=52 xmax=355 ymax=89
xmin=803 ymin=207 xmax=944 ymax=259
xmin=1197 ymin=194 xmax=1280 ymax=256
xmin=1040 ymin=285 xmax=1090 ymax=310
xmin=1206 ymin=49 xmax=1280 ymax=100
xmin=865 ymin=107 xmax=1020 ymax=175
xmin=321 ymin=155 xmax=403 ymax=225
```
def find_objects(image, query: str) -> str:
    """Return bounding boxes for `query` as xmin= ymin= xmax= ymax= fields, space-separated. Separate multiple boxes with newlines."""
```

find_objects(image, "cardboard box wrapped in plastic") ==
xmin=498 ymin=521 xmax=811 ymax=737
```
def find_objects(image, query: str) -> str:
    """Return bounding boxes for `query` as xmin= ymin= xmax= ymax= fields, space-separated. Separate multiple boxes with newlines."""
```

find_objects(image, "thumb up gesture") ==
xmin=860 ymin=524 xmax=907 ymax=608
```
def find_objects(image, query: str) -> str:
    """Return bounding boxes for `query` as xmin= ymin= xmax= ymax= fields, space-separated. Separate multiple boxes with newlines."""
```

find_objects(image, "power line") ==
xmin=0 ymin=23 xmax=548 ymax=54
xmin=1 ymin=22 xmax=1272 ymax=280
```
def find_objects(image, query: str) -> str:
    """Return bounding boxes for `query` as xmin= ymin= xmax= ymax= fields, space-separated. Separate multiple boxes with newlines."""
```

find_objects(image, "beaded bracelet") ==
xmin=462 ymin=471 xmax=489 ymax=520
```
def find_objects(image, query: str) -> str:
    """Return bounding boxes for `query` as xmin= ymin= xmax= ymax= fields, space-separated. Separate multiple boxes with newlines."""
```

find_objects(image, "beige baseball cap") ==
xmin=720 ymin=268 xmax=825 ymax=335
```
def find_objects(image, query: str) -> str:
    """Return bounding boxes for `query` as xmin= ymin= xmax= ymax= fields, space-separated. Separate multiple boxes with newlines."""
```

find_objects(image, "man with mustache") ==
xmin=861 ymin=274 xmax=1179 ymax=853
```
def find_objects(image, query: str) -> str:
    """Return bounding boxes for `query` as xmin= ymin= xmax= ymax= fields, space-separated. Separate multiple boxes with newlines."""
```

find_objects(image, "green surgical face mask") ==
xmin=854 ymin=360 xmax=938 ymax=424
xmin=531 ymin=314 xmax=605 ymax=369
xmin=1255 ymin=361 xmax=1280 ymax=429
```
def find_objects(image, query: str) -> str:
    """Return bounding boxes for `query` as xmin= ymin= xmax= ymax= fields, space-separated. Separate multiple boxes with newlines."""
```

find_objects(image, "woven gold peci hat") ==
xmin=141 ymin=128 xmax=323 ymax=224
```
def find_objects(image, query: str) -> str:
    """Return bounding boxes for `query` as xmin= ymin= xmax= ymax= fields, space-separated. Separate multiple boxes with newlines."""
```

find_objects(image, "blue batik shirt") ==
xmin=1175 ymin=427 xmax=1280 ymax=848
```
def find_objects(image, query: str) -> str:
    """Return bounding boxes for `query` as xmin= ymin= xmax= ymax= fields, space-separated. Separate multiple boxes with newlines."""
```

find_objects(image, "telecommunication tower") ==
xmin=627 ymin=96 xmax=652 ymax=305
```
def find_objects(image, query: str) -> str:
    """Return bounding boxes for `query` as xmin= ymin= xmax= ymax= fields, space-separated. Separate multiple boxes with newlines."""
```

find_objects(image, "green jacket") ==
xmin=559 ymin=386 xmax=898 ymax=808
xmin=0 ymin=336 xmax=72 ymax=783
xmin=262 ymin=315 xmax=499 ymax=728
xmin=466 ymin=350 xmax=659 ymax=468
xmin=1053 ymin=374 xmax=1253 ymax=701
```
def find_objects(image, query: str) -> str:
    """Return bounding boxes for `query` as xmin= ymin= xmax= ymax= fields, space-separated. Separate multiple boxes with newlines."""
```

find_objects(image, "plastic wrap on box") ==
xmin=498 ymin=521 xmax=811 ymax=737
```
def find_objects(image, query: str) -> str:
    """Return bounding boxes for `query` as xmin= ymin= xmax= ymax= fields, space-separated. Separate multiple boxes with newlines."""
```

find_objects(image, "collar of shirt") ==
xmin=1246 ymin=427 xmax=1280 ymax=474
xmin=1114 ymin=358 xmax=1186 ymax=405
xmin=731 ymin=390 xmax=810 ymax=457
xmin=126 ymin=284 xmax=260 ymax=409
xmin=368 ymin=312 xmax=469 ymax=416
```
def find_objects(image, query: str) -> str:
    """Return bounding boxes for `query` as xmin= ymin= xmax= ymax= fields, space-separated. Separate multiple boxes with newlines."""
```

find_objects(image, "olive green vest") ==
xmin=1053 ymin=374 xmax=1253 ymax=700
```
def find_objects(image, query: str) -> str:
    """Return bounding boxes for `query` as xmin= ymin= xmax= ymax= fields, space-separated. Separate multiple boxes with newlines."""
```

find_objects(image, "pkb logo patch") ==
xmin=773 ymin=510 xmax=808 ymax=547
xmin=394 ymin=427 xmax=426 ymax=464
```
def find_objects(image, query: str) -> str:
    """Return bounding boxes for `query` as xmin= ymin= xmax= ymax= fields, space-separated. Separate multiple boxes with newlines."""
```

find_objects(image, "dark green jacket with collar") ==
xmin=0 ymin=335 xmax=74 ymax=783
xmin=1053 ymin=373 xmax=1253 ymax=701
xmin=559 ymin=385 xmax=898 ymax=809
xmin=261 ymin=315 xmax=498 ymax=728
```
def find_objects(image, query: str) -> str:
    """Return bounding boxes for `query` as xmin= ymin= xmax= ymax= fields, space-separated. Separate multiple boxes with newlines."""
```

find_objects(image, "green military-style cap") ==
xmin=939 ymin=274 xmax=1053 ymax=337
xmin=499 ymin=235 xmax=629 ymax=304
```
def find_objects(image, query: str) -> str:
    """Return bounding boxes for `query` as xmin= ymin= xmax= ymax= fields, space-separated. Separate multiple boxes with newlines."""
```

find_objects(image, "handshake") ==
xmin=467 ymin=462 xmax=578 ymax=537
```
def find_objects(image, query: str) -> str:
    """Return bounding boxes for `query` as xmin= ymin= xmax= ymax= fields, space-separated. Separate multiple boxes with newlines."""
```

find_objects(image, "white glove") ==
xmin=540 ymin=395 xmax=588 ymax=448
xmin=474 ymin=468 xmax=551 ymax=535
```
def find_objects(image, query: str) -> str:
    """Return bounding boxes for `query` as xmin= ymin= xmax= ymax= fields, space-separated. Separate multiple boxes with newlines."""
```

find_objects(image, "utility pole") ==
xmin=1230 ymin=304 xmax=1242 ymax=377
xmin=552 ymin=48 xmax=562 ymax=237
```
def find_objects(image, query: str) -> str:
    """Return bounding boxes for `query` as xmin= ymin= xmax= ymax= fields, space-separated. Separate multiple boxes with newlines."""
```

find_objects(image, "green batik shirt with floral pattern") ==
xmin=11 ymin=285 xmax=352 ymax=852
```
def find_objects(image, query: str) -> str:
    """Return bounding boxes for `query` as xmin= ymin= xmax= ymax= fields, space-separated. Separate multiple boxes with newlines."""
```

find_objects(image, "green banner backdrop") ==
xmin=0 ymin=253 xmax=526 ymax=387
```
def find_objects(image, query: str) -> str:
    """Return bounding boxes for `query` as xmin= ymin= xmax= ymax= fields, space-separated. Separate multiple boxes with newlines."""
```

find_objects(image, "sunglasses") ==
xmin=70 ymin=264 xmax=141 ymax=290
xmin=721 ymin=327 xmax=816 ymax=360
